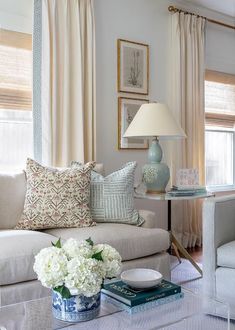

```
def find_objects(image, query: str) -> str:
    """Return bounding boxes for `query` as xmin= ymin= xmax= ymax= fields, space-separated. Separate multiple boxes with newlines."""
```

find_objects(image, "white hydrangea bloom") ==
xmin=65 ymin=257 xmax=104 ymax=297
xmin=93 ymin=244 xmax=122 ymax=278
xmin=62 ymin=238 xmax=93 ymax=259
xmin=34 ymin=238 xmax=122 ymax=297
xmin=33 ymin=247 xmax=68 ymax=288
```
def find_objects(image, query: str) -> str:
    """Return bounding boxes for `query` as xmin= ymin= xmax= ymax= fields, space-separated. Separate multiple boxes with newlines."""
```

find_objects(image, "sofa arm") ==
xmin=139 ymin=210 xmax=158 ymax=228
xmin=203 ymin=195 xmax=235 ymax=297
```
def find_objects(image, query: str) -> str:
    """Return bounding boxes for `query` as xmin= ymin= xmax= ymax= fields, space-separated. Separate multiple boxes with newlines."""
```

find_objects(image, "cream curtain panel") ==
xmin=169 ymin=12 xmax=206 ymax=248
xmin=34 ymin=0 xmax=96 ymax=167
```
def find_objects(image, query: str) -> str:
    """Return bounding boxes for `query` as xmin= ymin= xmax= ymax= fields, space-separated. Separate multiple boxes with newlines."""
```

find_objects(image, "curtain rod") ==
xmin=168 ymin=5 xmax=235 ymax=31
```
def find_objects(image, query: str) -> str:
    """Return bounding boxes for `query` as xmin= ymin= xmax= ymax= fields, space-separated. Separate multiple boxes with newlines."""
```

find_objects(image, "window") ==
xmin=0 ymin=29 xmax=32 ymax=171
xmin=205 ymin=70 xmax=235 ymax=188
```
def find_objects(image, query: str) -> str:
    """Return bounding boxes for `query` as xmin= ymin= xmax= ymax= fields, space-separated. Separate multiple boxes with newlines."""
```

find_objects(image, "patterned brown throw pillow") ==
xmin=15 ymin=158 xmax=95 ymax=230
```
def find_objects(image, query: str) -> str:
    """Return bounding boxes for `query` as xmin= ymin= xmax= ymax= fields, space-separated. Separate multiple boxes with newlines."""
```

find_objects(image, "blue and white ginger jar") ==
xmin=52 ymin=290 xmax=101 ymax=322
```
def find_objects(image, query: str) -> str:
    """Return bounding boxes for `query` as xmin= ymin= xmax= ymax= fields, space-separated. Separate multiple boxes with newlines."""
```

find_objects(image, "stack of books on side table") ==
xmin=167 ymin=185 xmax=207 ymax=197
xmin=101 ymin=279 xmax=183 ymax=314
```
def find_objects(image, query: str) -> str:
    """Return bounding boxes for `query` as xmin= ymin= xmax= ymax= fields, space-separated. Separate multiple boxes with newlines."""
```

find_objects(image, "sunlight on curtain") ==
xmin=33 ymin=0 xmax=96 ymax=167
xmin=169 ymin=12 xmax=206 ymax=248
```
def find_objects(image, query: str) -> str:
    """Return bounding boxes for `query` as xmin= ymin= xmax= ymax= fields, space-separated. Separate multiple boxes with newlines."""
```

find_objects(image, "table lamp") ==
xmin=124 ymin=103 xmax=186 ymax=194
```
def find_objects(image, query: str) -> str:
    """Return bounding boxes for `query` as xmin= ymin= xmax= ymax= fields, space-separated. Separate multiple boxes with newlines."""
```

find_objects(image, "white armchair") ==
xmin=203 ymin=195 xmax=235 ymax=313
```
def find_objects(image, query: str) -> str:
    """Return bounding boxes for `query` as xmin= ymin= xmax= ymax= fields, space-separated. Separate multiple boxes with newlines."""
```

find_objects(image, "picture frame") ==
xmin=117 ymin=39 xmax=149 ymax=95
xmin=118 ymin=97 xmax=149 ymax=150
xmin=176 ymin=169 xmax=199 ymax=187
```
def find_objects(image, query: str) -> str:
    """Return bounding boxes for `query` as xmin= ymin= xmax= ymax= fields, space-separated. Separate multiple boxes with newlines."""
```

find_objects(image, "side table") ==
xmin=135 ymin=192 xmax=215 ymax=275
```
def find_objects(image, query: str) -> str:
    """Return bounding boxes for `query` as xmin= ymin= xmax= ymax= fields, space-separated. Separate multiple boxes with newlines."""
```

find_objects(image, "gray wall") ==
xmin=0 ymin=0 xmax=32 ymax=32
xmin=1 ymin=0 xmax=235 ymax=229
xmin=94 ymin=0 xmax=235 ymax=229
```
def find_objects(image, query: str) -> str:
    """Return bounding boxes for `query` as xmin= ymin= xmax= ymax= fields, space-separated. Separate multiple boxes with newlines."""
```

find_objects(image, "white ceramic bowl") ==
xmin=121 ymin=268 xmax=163 ymax=289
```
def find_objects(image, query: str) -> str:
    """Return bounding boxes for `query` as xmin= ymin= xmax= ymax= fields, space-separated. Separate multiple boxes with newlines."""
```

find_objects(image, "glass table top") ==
xmin=0 ymin=287 xmax=231 ymax=330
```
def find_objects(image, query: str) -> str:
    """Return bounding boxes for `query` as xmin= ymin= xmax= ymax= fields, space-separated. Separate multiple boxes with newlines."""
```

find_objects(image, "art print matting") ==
xmin=117 ymin=39 xmax=149 ymax=95
xmin=118 ymin=97 xmax=149 ymax=150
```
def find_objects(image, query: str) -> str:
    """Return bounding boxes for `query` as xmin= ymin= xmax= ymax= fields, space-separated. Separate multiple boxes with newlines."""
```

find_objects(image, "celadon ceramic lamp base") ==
xmin=123 ymin=103 xmax=186 ymax=193
xmin=142 ymin=138 xmax=170 ymax=194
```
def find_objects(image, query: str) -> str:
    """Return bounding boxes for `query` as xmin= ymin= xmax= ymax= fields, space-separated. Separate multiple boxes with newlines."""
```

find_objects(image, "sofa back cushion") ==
xmin=15 ymin=158 xmax=96 ymax=230
xmin=0 ymin=163 xmax=104 ymax=230
xmin=0 ymin=172 xmax=26 ymax=229
xmin=72 ymin=161 xmax=144 ymax=226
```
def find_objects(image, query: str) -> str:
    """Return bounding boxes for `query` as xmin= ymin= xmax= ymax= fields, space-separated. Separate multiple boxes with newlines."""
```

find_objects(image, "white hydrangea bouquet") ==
xmin=34 ymin=237 xmax=122 ymax=299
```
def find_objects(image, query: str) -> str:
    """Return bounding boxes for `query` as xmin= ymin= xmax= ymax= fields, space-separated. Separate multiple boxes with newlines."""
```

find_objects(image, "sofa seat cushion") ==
xmin=216 ymin=267 xmax=235 ymax=310
xmin=0 ymin=230 xmax=57 ymax=285
xmin=44 ymin=223 xmax=170 ymax=261
xmin=217 ymin=240 xmax=235 ymax=268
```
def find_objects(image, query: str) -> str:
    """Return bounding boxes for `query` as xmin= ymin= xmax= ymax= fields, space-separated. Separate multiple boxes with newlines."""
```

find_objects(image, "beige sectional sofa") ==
xmin=0 ymin=165 xmax=170 ymax=306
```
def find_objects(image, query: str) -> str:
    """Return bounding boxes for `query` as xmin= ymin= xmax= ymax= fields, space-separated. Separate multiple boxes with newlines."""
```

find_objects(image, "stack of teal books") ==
xmin=167 ymin=185 xmax=207 ymax=197
xmin=101 ymin=279 xmax=183 ymax=314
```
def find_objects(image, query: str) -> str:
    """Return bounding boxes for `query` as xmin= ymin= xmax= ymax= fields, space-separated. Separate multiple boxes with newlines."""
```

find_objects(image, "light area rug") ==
xmin=171 ymin=256 xmax=235 ymax=329
xmin=171 ymin=256 xmax=203 ymax=293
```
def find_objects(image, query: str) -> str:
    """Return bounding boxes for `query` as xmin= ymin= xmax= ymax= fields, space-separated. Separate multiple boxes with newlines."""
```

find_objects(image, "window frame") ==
xmin=205 ymin=70 xmax=235 ymax=192
xmin=205 ymin=126 xmax=235 ymax=192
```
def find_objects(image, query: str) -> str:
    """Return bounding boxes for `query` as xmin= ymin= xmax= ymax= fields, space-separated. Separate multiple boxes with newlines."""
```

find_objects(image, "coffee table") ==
xmin=0 ymin=288 xmax=231 ymax=330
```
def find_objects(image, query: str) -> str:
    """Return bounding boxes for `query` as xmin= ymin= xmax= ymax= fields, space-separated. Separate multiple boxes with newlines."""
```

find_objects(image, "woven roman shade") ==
xmin=205 ymin=70 xmax=235 ymax=85
xmin=0 ymin=29 xmax=32 ymax=111
xmin=205 ymin=70 xmax=235 ymax=128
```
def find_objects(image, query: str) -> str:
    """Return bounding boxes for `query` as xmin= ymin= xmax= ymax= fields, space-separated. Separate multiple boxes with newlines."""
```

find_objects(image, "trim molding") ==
xmin=33 ymin=0 xmax=42 ymax=162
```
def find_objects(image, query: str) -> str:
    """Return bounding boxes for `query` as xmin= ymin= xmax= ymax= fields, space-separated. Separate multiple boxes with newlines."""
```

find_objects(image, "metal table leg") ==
xmin=168 ymin=200 xmax=202 ymax=276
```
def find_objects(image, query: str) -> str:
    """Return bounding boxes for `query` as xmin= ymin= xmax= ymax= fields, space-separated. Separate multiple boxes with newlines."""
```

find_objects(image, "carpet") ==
xmin=171 ymin=256 xmax=235 ymax=329
xmin=170 ymin=256 xmax=203 ymax=293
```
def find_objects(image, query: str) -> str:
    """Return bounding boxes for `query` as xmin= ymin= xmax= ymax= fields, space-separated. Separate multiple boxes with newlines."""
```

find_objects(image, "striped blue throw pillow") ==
xmin=71 ymin=161 xmax=144 ymax=226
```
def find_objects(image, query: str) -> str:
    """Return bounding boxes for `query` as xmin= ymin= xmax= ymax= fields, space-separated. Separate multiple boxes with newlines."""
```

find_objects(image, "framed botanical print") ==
xmin=118 ymin=97 xmax=149 ymax=149
xmin=117 ymin=39 xmax=149 ymax=95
